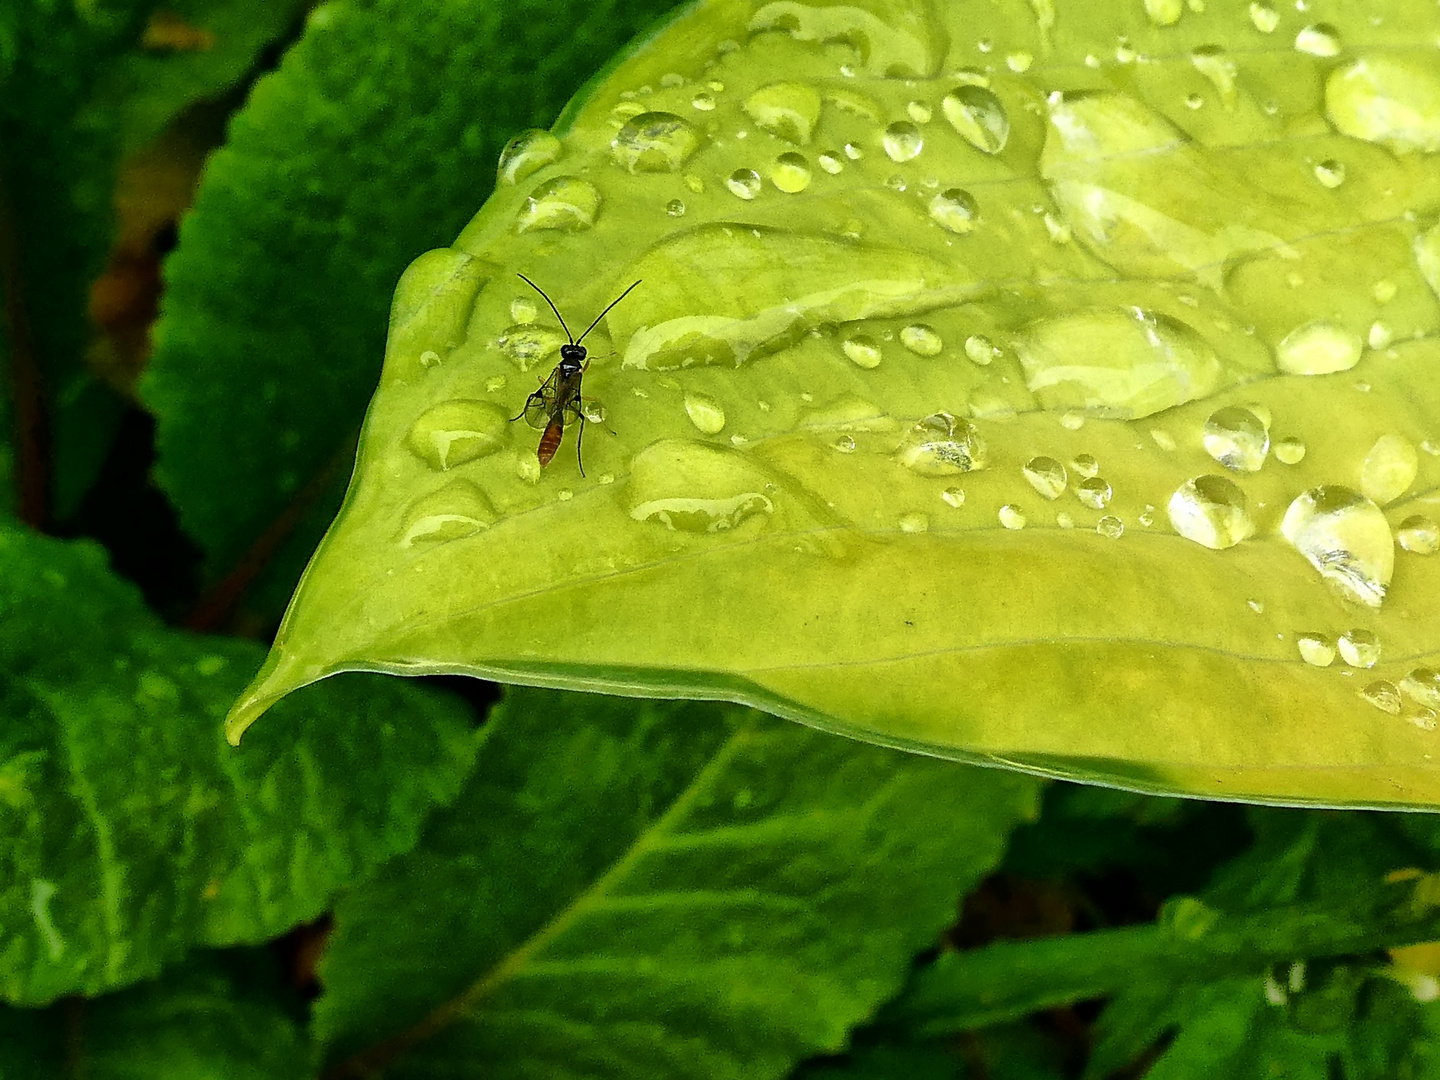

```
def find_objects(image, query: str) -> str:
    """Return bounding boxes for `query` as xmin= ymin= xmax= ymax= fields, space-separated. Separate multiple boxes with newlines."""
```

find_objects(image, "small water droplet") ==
xmin=1145 ymin=0 xmax=1183 ymax=25
xmin=907 ymin=100 xmax=932 ymax=123
xmin=1007 ymin=51 xmax=1034 ymax=72
xmin=1399 ymin=515 xmax=1440 ymax=554
xmin=1360 ymin=434 xmax=1418 ymax=505
xmin=743 ymin=82 xmax=822 ymax=144
xmin=498 ymin=322 xmax=567 ymax=371
xmin=484 ymin=374 xmax=507 ymax=393
xmin=419 ymin=349 xmax=442 ymax=369
xmin=1203 ymin=406 xmax=1269 ymax=472
xmin=1313 ymin=159 xmax=1346 ymax=188
xmin=1274 ymin=436 xmax=1307 ymax=464
xmin=1097 ymin=515 xmax=1124 ymax=539
xmin=941 ymin=487 xmax=966 ymax=508
xmin=899 ymin=511 xmax=930 ymax=533
xmin=1326 ymin=56 xmax=1440 ymax=155
xmin=844 ymin=141 xmax=864 ymax=160
xmin=398 ymin=479 xmax=497 ymax=546
xmin=942 ymin=85 xmax=1011 ymax=154
xmin=1061 ymin=411 xmax=1086 ymax=431
xmin=818 ymin=150 xmax=844 ymax=174
xmin=770 ymin=151 xmax=812 ymax=193
xmin=1368 ymin=321 xmax=1394 ymax=350
xmin=406 ymin=401 xmax=509 ymax=470
xmin=1294 ymin=22 xmax=1341 ymax=57
xmin=1296 ymin=632 xmax=1337 ymax=666
xmin=1071 ymin=453 xmax=1100 ymax=478
xmin=882 ymin=120 xmax=924 ymax=162
xmin=581 ymin=399 xmax=607 ymax=425
xmin=1249 ymin=1 xmax=1279 ymax=32
xmin=1168 ymin=475 xmax=1255 ymax=549
xmin=1282 ymin=487 xmax=1394 ymax=608
xmin=497 ymin=129 xmax=562 ymax=185
xmin=962 ymin=334 xmax=998 ymax=365
xmin=683 ymin=392 xmax=726 ymax=435
xmin=929 ymin=188 xmax=979 ymax=234
xmin=999 ymin=504 xmax=1027 ymax=529
xmin=1362 ymin=680 xmax=1403 ymax=714
xmin=726 ymin=168 xmax=762 ymax=200
xmin=1023 ymin=456 xmax=1068 ymax=499
xmin=1276 ymin=321 xmax=1363 ymax=375
xmin=1056 ymin=511 xmax=1075 ymax=529
xmin=1151 ymin=428 xmax=1178 ymax=451
xmin=1402 ymin=668 xmax=1440 ymax=708
xmin=509 ymin=297 xmax=537 ymax=324
xmin=516 ymin=176 xmax=602 ymax=233
xmin=1185 ymin=92 xmax=1205 ymax=110
xmin=611 ymin=112 xmax=701 ymax=173
xmin=832 ymin=434 xmax=857 ymax=453
xmin=897 ymin=413 xmax=988 ymax=475
xmin=665 ymin=198 xmax=686 ymax=217
xmin=1076 ymin=476 xmax=1113 ymax=509
xmin=556 ymin=488 xmax=574 ymax=501
xmin=1191 ymin=45 xmax=1238 ymax=109
xmin=692 ymin=90 xmax=716 ymax=111
xmin=842 ymin=333 xmax=883 ymax=369
xmin=899 ymin=324 xmax=943 ymax=357
xmin=1336 ymin=631 xmax=1382 ymax=673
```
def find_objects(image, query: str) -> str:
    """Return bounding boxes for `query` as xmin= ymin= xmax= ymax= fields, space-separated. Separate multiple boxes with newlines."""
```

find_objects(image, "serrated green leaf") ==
xmin=229 ymin=0 xmax=1440 ymax=808
xmin=0 ymin=522 xmax=477 ymax=1006
xmin=140 ymin=0 xmax=689 ymax=609
xmin=0 ymin=950 xmax=311 ymax=1079
xmin=313 ymin=687 xmax=1039 ymax=1079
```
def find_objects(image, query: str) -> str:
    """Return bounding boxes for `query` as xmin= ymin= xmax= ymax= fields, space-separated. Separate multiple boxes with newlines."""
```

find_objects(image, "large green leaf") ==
xmin=313 ymin=687 xmax=1039 ymax=1078
xmin=231 ymin=0 xmax=1440 ymax=807
xmin=0 ymin=521 xmax=477 ymax=1006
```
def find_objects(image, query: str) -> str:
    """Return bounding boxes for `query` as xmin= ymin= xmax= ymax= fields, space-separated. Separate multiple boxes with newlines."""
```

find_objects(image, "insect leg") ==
xmin=575 ymin=411 xmax=586 ymax=478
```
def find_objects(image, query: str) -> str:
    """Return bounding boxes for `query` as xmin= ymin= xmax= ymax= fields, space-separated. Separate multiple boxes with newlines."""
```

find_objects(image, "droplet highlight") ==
xmin=1280 ymin=486 xmax=1394 ymax=608
xmin=1168 ymin=475 xmax=1255 ymax=550
xmin=1202 ymin=406 xmax=1269 ymax=472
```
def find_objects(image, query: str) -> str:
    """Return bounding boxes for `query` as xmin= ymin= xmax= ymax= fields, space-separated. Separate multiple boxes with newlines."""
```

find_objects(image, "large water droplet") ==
xmin=1249 ymin=2 xmax=1279 ymax=33
xmin=497 ymin=129 xmax=562 ymax=185
xmin=770 ymin=151 xmax=813 ymax=193
xmin=842 ymin=334 xmax=883 ymax=369
xmin=1275 ymin=322 xmax=1363 ymax=375
xmin=1014 ymin=308 xmax=1221 ymax=419
xmin=1361 ymin=680 xmax=1402 ymax=715
xmin=1360 ymin=434 xmax=1418 ymax=506
xmin=928 ymin=188 xmax=979 ymax=234
xmin=398 ymin=479 xmax=497 ymax=546
xmin=497 ymin=322 xmax=567 ymax=371
xmin=1076 ymin=476 xmax=1112 ymax=509
xmin=749 ymin=0 xmax=942 ymax=78
xmin=626 ymin=439 xmax=775 ymax=533
xmin=683 ymin=392 xmax=727 ymax=434
xmin=743 ymin=82 xmax=823 ymax=144
xmin=1398 ymin=515 xmax=1440 ymax=555
xmin=1296 ymin=632 xmax=1336 ymax=667
xmin=1402 ymin=669 xmax=1440 ymax=709
xmin=611 ymin=112 xmax=701 ymax=173
xmin=1168 ymin=475 xmax=1255 ymax=549
xmin=1281 ymin=486 xmax=1394 ymax=608
xmin=941 ymin=85 xmax=1010 ymax=154
xmin=1023 ymin=456 xmax=1068 ymax=499
xmin=1294 ymin=23 xmax=1341 ymax=58
xmin=726 ymin=168 xmax=762 ymax=200
xmin=406 ymin=401 xmax=509 ymax=470
xmin=516 ymin=176 xmax=601 ymax=233
xmin=896 ymin=413 xmax=988 ymax=475
xmin=1338 ymin=628 xmax=1380 ymax=668
xmin=1326 ymin=56 xmax=1440 ymax=155
xmin=899 ymin=324 xmax=943 ymax=356
xmin=1203 ymin=406 xmax=1269 ymax=472
xmin=883 ymin=120 xmax=924 ymax=162
xmin=1144 ymin=0 xmax=1182 ymax=27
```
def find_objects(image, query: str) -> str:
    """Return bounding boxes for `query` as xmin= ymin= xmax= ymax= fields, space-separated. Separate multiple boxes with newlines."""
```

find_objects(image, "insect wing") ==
xmin=521 ymin=367 xmax=562 ymax=429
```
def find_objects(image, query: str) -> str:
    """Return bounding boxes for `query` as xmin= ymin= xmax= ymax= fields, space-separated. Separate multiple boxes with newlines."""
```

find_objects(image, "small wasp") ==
xmin=511 ymin=273 xmax=642 ymax=477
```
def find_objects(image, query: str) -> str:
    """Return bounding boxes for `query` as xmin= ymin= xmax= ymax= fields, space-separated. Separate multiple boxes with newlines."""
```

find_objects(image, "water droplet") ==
xmin=818 ymin=150 xmax=844 ymax=174
xmin=1296 ymin=632 xmax=1336 ymax=667
xmin=611 ymin=112 xmax=701 ymax=173
xmin=1249 ymin=1 xmax=1279 ymax=33
xmin=1202 ymin=406 xmax=1270 ymax=472
xmin=1374 ymin=279 xmax=1398 ymax=304
xmin=406 ymin=401 xmax=509 ymax=470
xmin=398 ymin=479 xmax=497 ymax=546
xmin=626 ymin=439 xmax=776 ymax=532
xmin=498 ymin=322 xmax=567 ymax=371
xmin=497 ymin=129 xmax=562 ymax=185
xmin=691 ymin=90 xmax=716 ymax=111
xmin=516 ymin=176 xmax=601 ymax=233
xmin=1313 ymin=159 xmax=1346 ymax=188
xmin=1338 ymin=628 xmax=1381 ymax=668
xmin=897 ymin=413 xmax=988 ymax=476
xmin=1294 ymin=23 xmax=1341 ymax=57
xmin=1191 ymin=46 xmax=1238 ymax=109
xmin=1399 ymin=515 xmax=1440 ymax=554
xmin=509 ymin=297 xmax=537 ymax=324
xmin=1076 ymin=476 xmax=1113 ymax=509
xmin=907 ymin=100 xmax=933 ymax=123
xmin=1071 ymin=453 xmax=1100 ymax=478
xmin=899 ymin=511 xmax=930 ymax=533
xmin=1145 ymin=0 xmax=1183 ymax=25
xmin=556 ymin=488 xmax=574 ymax=501
xmin=843 ymin=141 xmax=864 ymax=160
xmin=832 ymin=434 xmax=857 ymax=453
xmin=1368 ymin=321 xmax=1393 ymax=350
xmin=1097 ymin=515 xmax=1124 ymax=539
xmin=1007 ymin=51 xmax=1034 ymax=72
xmin=1415 ymin=225 xmax=1440 ymax=299
xmin=999 ymin=504 xmax=1027 ymax=529
xmin=1361 ymin=680 xmax=1402 ymax=714
xmin=769 ymin=151 xmax=812 ymax=194
xmin=1403 ymin=669 xmax=1440 ymax=708
xmin=1023 ymin=456 xmax=1068 ymax=499
xmin=882 ymin=120 xmax=924 ymax=161
xmin=928 ymin=188 xmax=979 ymax=234
xmin=1061 ymin=412 xmax=1086 ymax=432
xmin=665 ymin=198 xmax=686 ymax=217
xmin=419 ymin=349 xmax=442 ymax=369
xmin=842 ymin=334 xmax=883 ymax=369
xmin=1185 ymin=92 xmax=1205 ymax=110
xmin=484 ymin=374 xmax=507 ymax=393
xmin=1360 ymin=434 xmax=1418 ymax=505
xmin=1168 ymin=475 xmax=1255 ymax=549
xmin=1326 ymin=56 xmax=1440 ymax=155
xmin=942 ymin=85 xmax=1011 ymax=155
xmin=726 ymin=168 xmax=762 ymax=200
xmin=1055 ymin=511 xmax=1075 ymax=529
xmin=683 ymin=392 xmax=726 ymax=434
xmin=1274 ymin=436 xmax=1307 ymax=464
xmin=900 ymin=324 xmax=943 ymax=357
xmin=1281 ymin=487 xmax=1394 ymax=608
xmin=743 ymin=82 xmax=822 ymax=144
xmin=1015 ymin=308 xmax=1221 ymax=419
xmin=941 ymin=487 xmax=966 ymax=508
xmin=1275 ymin=321 xmax=1363 ymax=375
xmin=960 ymin=336 xmax=997 ymax=366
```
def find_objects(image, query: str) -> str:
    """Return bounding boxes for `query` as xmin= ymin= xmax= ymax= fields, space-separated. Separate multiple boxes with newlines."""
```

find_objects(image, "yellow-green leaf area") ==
xmin=231 ymin=0 xmax=1440 ymax=809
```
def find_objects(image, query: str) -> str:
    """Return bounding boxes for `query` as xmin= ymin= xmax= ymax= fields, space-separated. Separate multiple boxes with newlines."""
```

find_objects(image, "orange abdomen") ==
xmin=537 ymin=418 xmax=564 ymax=465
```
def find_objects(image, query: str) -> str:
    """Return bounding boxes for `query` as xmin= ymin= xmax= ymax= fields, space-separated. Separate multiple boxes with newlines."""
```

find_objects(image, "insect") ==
xmin=511 ymin=273 xmax=642 ymax=477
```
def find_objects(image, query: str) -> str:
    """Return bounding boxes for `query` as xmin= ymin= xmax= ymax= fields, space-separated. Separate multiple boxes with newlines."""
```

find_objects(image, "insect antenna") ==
xmin=575 ymin=279 xmax=643 ymax=345
xmin=516 ymin=272 xmax=575 ymax=343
